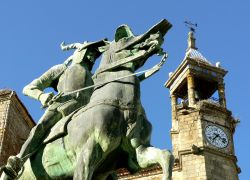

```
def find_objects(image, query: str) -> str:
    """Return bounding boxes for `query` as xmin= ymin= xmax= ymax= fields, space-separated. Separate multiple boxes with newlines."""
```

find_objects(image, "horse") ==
xmin=5 ymin=20 xmax=174 ymax=180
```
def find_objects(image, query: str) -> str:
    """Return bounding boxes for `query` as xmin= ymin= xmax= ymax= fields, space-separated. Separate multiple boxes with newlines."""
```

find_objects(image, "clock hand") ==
xmin=217 ymin=136 xmax=227 ymax=144
xmin=212 ymin=134 xmax=219 ymax=142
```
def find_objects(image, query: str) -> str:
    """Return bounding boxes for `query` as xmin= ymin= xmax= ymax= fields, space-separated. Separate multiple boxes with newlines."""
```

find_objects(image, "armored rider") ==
xmin=2 ymin=39 xmax=107 ymax=179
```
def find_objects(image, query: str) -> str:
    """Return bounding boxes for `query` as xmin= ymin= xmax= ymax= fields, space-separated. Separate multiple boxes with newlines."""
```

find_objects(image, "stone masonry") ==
xmin=164 ymin=31 xmax=240 ymax=179
xmin=0 ymin=89 xmax=35 ymax=168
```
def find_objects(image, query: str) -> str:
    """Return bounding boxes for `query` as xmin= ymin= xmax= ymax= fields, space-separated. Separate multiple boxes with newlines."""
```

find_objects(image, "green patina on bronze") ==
xmin=1 ymin=19 xmax=174 ymax=180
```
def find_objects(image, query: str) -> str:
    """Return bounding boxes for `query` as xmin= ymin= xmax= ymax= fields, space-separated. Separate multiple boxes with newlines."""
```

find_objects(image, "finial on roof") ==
xmin=187 ymin=31 xmax=197 ymax=50
xmin=184 ymin=21 xmax=198 ymax=51
xmin=216 ymin=62 xmax=221 ymax=68
xmin=183 ymin=21 xmax=212 ymax=64
xmin=169 ymin=72 xmax=173 ymax=77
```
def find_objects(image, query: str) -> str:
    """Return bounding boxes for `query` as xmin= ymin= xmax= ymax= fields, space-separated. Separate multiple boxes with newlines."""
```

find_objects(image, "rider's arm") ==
xmin=23 ymin=64 xmax=67 ymax=102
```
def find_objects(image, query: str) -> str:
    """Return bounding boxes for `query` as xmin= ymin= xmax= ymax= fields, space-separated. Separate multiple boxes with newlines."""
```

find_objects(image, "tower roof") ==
xmin=165 ymin=31 xmax=227 ymax=93
xmin=185 ymin=48 xmax=211 ymax=65
xmin=185 ymin=31 xmax=212 ymax=65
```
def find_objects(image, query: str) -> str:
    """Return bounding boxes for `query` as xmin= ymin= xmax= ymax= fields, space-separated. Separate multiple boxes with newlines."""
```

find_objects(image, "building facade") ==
xmin=0 ymin=89 xmax=35 ymax=168
xmin=165 ymin=31 xmax=240 ymax=180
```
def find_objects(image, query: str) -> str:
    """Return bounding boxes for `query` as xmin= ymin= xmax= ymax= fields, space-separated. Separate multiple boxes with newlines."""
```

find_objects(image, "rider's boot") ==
xmin=1 ymin=156 xmax=23 ymax=179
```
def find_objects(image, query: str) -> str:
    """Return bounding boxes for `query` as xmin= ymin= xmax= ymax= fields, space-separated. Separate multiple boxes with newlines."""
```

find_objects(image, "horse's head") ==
xmin=95 ymin=19 xmax=172 ymax=75
xmin=112 ymin=19 xmax=171 ymax=71
xmin=127 ymin=31 xmax=165 ymax=71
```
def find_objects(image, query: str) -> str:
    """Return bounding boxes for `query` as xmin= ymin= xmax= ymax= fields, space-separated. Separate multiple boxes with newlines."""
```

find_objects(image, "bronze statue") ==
xmin=1 ymin=19 xmax=173 ymax=180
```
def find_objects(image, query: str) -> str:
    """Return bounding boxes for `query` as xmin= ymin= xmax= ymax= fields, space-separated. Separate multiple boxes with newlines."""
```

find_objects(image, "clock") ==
xmin=205 ymin=125 xmax=229 ymax=149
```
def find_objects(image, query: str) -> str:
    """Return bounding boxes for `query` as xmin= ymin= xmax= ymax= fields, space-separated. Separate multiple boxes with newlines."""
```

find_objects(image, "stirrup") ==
xmin=2 ymin=156 xmax=23 ymax=179
xmin=2 ymin=166 xmax=18 ymax=179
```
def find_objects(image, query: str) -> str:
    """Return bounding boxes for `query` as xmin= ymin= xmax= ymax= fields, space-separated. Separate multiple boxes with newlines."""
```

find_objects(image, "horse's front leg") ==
xmin=73 ymin=105 xmax=122 ymax=180
xmin=134 ymin=144 xmax=174 ymax=180
xmin=73 ymin=136 xmax=102 ymax=180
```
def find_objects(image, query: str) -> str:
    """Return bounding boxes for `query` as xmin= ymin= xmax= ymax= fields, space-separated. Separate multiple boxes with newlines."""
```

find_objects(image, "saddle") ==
xmin=43 ymin=109 xmax=77 ymax=144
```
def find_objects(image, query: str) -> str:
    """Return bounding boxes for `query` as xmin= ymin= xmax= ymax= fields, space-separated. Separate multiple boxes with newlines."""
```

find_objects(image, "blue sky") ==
xmin=0 ymin=0 xmax=249 ymax=179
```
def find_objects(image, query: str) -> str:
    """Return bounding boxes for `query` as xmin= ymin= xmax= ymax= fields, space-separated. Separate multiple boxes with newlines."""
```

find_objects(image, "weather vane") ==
xmin=184 ymin=21 xmax=198 ymax=33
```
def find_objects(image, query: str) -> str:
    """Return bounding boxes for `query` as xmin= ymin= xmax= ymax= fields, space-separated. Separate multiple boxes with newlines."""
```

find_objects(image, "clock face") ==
xmin=205 ymin=125 xmax=229 ymax=149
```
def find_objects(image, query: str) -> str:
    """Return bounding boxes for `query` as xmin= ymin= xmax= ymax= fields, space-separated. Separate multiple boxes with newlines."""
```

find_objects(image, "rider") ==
xmin=2 ymin=39 xmax=107 ymax=179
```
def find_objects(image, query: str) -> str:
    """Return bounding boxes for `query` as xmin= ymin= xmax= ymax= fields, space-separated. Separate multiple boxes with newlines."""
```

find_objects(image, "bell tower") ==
xmin=165 ymin=31 xmax=240 ymax=179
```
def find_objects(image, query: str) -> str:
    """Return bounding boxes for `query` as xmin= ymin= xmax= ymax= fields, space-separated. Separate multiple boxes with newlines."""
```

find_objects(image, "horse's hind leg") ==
xmin=134 ymin=145 xmax=174 ymax=180
xmin=129 ymin=113 xmax=174 ymax=180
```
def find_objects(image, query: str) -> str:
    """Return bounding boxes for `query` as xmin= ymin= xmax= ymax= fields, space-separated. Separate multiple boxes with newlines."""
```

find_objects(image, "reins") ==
xmin=61 ymin=53 xmax=167 ymax=97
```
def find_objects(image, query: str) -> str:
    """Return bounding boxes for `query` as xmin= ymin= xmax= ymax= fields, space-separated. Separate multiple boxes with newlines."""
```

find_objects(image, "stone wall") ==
xmin=204 ymin=151 xmax=238 ymax=180
xmin=117 ymin=166 xmax=163 ymax=180
xmin=170 ymin=102 xmax=239 ymax=180
xmin=0 ymin=90 xmax=35 ymax=167
xmin=171 ymin=109 xmax=207 ymax=180
xmin=0 ymin=99 xmax=10 ymax=166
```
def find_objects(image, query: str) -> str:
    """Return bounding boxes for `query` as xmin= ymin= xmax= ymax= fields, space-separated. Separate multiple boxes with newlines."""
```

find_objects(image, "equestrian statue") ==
xmin=1 ymin=19 xmax=174 ymax=180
